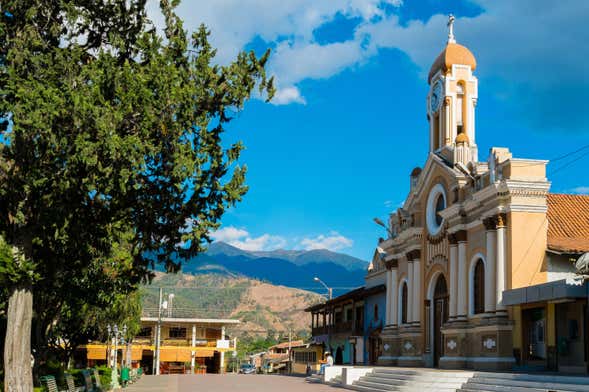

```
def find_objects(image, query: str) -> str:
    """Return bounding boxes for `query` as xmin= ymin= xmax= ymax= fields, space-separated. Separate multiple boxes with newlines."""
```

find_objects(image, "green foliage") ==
xmin=236 ymin=334 xmax=279 ymax=359
xmin=0 ymin=0 xmax=273 ymax=382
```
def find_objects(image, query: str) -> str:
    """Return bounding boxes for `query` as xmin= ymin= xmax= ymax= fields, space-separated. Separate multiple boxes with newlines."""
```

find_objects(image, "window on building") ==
xmin=137 ymin=327 xmax=152 ymax=338
xmin=374 ymin=304 xmax=379 ymax=321
xmin=168 ymin=327 xmax=187 ymax=339
xmin=473 ymin=259 xmax=485 ymax=314
xmin=401 ymin=282 xmax=408 ymax=324
xmin=435 ymin=193 xmax=445 ymax=226
xmin=346 ymin=307 xmax=353 ymax=322
xmin=334 ymin=311 xmax=343 ymax=324
xmin=294 ymin=351 xmax=317 ymax=364
xmin=456 ymin=82 xmax=464 ymax=135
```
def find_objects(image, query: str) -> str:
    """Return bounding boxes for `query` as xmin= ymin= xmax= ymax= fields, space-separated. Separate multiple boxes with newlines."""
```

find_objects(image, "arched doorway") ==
xmin=335 ymin=346 xmax=343 ymax=365
xmin=433 ymin=274 xmax=449 ymax=367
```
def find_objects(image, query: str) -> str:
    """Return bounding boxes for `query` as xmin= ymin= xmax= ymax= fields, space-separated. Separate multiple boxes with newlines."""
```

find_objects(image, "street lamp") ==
xmin=373 ymin=217 xmax=394 ymax=238
xmin=168 ymin=293 xmax=175 ymax=317
xmin=107 ymin=323 xmax=126 ymax=389
xmin=313 ymin=277 xmax=333 ymax=300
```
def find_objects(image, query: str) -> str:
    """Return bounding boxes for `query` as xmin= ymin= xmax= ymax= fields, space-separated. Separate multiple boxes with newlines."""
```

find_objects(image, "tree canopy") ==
xmin=0 ymin=0 xmax=274 ymax=389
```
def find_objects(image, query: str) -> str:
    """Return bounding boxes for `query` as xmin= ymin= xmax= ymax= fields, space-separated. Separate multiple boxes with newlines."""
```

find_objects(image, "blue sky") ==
xmin=148 ymin=0 xmax=589 ymax=260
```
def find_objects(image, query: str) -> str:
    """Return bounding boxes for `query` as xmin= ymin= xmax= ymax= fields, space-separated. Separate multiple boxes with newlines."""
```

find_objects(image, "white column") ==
xmin=220 ymin=326 xmax=226 ymax=374
xmin=485 ymin=226 xmax=497 ymax=313
xmin=390 ymin=269 xmax=398 ymax=326
xmin=457 ymin=239 xmax=468 ymax=319
xmin=407 ymin=261 xmax=414 ymax=323
xmin=496 ymin=215 xmax=507 ymax=313
xmin=449 ymin=242 xmax=458 ymax=318
xmin=385 ymin=268 xmax=392 ymax=325
xmin=191 ymin=325 xmax=196 ymax=374
xmin=155 ymin=325 xmax=161 ymax=375
xmin=412 ymin=259 xmax=421 ymax=324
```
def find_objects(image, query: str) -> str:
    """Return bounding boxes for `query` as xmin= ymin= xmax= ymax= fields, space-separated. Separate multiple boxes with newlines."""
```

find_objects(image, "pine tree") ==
xmin=0 ymin=1 xmax=274 ymax=389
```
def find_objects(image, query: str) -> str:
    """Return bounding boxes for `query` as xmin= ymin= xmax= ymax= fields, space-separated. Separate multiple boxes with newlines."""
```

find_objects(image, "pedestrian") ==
xmin=318 ymin=351 xmax=333 ymax=375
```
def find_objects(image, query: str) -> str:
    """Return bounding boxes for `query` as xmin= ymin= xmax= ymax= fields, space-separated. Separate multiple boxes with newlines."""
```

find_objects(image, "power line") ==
xmin=550 ymin=143 xmax=589 ymax=163
xmin=551 ymin=149 xmax=589 ymax=176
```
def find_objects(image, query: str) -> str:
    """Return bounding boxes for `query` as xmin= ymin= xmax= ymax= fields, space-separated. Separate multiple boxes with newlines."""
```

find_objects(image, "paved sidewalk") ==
xmin=122 ymin=374 xmax=335 ymax=392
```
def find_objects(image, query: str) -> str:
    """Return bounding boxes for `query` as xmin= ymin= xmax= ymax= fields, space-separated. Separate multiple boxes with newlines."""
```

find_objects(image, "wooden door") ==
xmin=433 ymin=275 xmax=448 ymax=367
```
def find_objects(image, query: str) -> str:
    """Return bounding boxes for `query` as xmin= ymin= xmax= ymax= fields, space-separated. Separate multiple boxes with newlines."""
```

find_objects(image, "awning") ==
xmin=502 ymin=278 xmax=588 ymax=306
xmin=131 ymin=347 xmax=143 ymax=361
xmin=87 ymin=347 xmax=107 ymax=360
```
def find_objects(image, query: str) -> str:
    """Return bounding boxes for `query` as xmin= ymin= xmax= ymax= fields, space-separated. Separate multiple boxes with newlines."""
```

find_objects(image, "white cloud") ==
xmin=272 ymin=86 xmax=306 ymax=105
xmin=210 ymin=226 xmax=250 ymax=243
xmin=146 ymin=0 xmax=589 ymax=130
xmin=210 ymin=226 xmax=287 ymax=251
xmin=230 ymin=234 xmax=288 ymax=251
xmin=300 ymin=231 xmax=354 ymax=251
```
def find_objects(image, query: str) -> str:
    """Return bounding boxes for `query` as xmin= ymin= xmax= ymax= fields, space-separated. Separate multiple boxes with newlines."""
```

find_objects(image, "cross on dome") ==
xmin=447 ymin=14 xmax=456 ymax=43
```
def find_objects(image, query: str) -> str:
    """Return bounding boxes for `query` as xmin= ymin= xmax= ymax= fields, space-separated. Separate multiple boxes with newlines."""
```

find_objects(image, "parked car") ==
xmin=239 ymin=364 xmax=256 ymax=374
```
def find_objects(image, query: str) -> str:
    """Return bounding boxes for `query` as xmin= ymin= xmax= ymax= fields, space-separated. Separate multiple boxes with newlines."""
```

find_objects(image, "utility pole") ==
xmin=288 ymin=328 xmax=292 ymax=374
xmin=154 ymin=287 xmax=163 ymax=375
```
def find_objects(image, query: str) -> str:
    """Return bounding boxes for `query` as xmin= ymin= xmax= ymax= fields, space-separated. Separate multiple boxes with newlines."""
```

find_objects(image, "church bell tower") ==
xmin=427 ymin=15 xmax=478 ymax=166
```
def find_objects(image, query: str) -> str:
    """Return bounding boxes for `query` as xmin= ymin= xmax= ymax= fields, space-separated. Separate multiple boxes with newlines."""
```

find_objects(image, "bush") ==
xmin=96 ymin=365 xmax=112 ymax=387
xmin=37 ymin=359 xmax=65 ymax=388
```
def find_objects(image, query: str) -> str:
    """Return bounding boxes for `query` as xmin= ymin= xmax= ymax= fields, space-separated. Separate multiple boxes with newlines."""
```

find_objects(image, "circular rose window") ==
xmin=426 ymin=183 xmax=447 ymax=235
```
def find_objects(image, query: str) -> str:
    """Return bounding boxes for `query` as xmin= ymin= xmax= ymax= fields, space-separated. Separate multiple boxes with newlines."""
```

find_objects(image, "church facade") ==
xmin=376 ymin=18 xmax=589 ymax=371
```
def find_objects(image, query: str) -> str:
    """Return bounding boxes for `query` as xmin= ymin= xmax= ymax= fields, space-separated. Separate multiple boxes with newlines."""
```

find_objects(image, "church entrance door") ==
xmin=433 ymin=275 xmax=449 ymax=367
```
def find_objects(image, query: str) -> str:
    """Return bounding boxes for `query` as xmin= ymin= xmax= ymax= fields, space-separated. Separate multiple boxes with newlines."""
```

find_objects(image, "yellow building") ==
xmin=83 ymin=316 xmax=239 ymax=374
xmin=376 ymin=16 xmax=589 ymax=372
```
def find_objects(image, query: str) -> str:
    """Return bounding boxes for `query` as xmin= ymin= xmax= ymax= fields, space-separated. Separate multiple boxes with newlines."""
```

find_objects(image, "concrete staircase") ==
xmin=305 ymin=374 xmax=322 ymax=383
xmin=459 ymin=372 xmax=589 ymax=392
xmin=349 ymin=368 xmax=474 ymax=392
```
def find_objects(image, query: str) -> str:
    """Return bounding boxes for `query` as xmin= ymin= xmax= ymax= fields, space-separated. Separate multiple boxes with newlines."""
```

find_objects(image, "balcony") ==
xmin=134 ymin=337 xmax=235 ymax=349
xmin=311 ymin=326 xmax=328 ymax=336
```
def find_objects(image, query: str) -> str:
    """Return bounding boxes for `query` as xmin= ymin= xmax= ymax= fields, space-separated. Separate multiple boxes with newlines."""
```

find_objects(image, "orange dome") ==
xmin=455 ymin=132 xmax=469 ymax=144
xmin=428 ymin=43 xmax=477 ymax=83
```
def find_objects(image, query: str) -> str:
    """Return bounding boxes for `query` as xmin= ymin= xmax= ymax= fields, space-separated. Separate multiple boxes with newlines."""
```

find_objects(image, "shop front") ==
xmin=503 ymin=278 xmax=588 ymax=373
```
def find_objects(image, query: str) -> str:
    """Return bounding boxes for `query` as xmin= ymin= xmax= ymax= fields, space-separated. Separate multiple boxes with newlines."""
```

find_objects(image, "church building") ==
xmin=376 ymin=17 xmax=589 ymax=372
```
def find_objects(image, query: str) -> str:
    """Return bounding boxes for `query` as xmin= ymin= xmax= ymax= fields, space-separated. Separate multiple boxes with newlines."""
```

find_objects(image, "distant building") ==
xmin=82 ymin=316 xmax=239 ymax=374
xmin=264 ymin=340 xmax=306 ymax=373
xmin=305 ymin=284 xmax=385 ymax=366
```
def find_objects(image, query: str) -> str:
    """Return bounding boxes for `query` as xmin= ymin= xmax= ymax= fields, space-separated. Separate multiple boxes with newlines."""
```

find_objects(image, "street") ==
xmin=123 ymin=374 xmax=335 ymax=392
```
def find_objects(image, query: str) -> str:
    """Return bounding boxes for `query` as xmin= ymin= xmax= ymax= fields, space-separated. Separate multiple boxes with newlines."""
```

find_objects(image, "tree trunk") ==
xmin=4 ymin=286 xmax=34 ymax=392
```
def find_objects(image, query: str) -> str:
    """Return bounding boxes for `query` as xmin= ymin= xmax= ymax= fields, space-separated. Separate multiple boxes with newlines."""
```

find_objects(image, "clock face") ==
xmin=430 ymin=80 xmax=443 ymax=113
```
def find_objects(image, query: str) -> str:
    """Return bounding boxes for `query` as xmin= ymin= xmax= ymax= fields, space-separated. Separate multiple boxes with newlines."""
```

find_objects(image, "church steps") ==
xmin=349 ymin=368 xmax=471 ymax=392
xmin=459 ymin=372 xmax=589 ymax=392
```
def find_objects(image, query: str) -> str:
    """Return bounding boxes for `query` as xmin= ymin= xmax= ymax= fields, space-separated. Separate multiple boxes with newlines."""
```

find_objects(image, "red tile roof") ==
xmin=547 ymin=193 xmax=589 ymax=253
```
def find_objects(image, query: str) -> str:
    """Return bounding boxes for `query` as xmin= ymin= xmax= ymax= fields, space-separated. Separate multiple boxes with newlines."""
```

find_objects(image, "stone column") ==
xmin=448 ymin=234 xmax=458 ymax=319
xmin=407 ymin=260 xmax=414 ymax=323
xmin=496 ymin=213 xmax=507 ymax=313
xmin=484 ymin=217 xmax=497 ymax=314
xmin=385 ymin=267 xmax=392 ymax=325
xmin=191 ymin=325 xmax=196 ymax=374
xmin=456 ymin=230 xmax=468 ymax=319
xmin=406 ymin=250 xmax=422 ymax=325
xmin=413 ymin=259 xmax=421 ymax=324
xmin=390 ymin=267 xmax=398 ymax=326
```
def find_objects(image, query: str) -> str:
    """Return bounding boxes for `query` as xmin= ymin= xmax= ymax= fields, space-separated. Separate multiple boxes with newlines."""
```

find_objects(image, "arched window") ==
xmin=456 ymin=82 xmax=465 ymax=135
xmin=401 ymin=282 xmax=408 ymax=324
xmin=473 ymin=259 xmax=485 ymax=314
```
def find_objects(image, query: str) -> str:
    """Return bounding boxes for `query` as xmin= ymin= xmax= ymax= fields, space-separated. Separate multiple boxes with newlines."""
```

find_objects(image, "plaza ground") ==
xmin=122 ymin=374 xmax=332 ymax=392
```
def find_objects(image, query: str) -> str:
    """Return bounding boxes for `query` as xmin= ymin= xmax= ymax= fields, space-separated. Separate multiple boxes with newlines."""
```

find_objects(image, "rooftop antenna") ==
xmin=447 ymin=14 xmax=456 ymax=43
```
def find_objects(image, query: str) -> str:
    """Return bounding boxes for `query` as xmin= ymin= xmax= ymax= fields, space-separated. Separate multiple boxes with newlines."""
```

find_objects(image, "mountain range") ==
xmin=176 ymin=241 xmax=369 ymax=297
